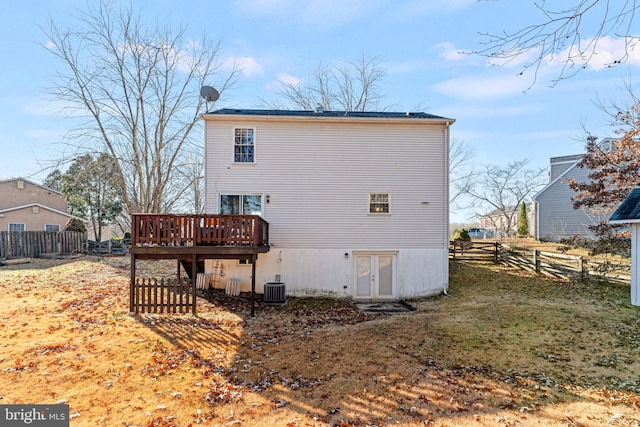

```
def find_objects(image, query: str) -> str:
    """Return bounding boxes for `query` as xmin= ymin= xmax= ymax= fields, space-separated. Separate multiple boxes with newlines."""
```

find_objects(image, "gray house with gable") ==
xmin=533 ymin=139 xmax=616 ymax=241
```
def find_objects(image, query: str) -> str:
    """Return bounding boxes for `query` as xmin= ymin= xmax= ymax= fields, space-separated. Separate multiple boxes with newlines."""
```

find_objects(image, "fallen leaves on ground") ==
xmin=0 ymin=256 xmax=639 ymax=426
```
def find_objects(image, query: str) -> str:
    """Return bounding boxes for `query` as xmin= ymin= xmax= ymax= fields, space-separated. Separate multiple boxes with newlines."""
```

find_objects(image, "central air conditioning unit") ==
xmin=263 ymin=282 xmax=286 ymax=305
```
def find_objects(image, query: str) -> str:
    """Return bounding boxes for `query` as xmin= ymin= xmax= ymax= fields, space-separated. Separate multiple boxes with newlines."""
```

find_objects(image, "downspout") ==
xmin=443 ymin=121 xmax=452 ymax=295
xmin=533 ymin=199 xmax=540 ymax=240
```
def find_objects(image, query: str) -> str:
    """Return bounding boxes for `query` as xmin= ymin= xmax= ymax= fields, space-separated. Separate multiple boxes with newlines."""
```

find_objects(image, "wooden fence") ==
xmin=449 ymin=241 xmax=501 ymax=262
xmin=130 ymin=277 xmax=196 ymax=314
xmin=450 ymin=241 xmax=631 ymax=285
xmin=0 ymin=231 xmax=87 ymax=259
xmin=583 ymin=259 xmax=631 ymax=285
xmin=502 ymin=247 xmax=585 ymax=280
xmin=501 ymin=246 xmax=631 ymax=284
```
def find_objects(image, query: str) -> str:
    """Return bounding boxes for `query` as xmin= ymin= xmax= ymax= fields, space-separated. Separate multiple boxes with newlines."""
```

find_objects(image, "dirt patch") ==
xmin=0 ymin=256 xmax=638 ymax=426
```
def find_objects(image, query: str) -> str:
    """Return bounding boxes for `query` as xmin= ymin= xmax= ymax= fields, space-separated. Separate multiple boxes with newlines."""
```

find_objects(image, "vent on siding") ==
xmin=17 ymin=180 xmax=24 ymax=189
xmin=263 ymin=282 xmax=286 ymax=305
xmin=32 ymin=206 xmax=39 ymax=214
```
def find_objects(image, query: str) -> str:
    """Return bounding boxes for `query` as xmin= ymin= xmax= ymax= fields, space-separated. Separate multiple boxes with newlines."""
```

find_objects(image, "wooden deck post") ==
xmin=130 ymin=254 xmax=136 ymax=313
xmin=251 ymin=253 xmax=257 ymax=317
xmin=191 ymin=254 xmax=197 ymax=314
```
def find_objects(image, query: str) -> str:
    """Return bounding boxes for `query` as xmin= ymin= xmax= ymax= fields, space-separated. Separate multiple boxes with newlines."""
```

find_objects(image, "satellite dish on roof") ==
xmin=200 ymin=86 xmax=220 ymax=102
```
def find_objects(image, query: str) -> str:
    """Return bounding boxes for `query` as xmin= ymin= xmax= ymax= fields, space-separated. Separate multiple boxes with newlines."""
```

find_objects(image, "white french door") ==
xmin=355 ymin=253 xmax=396 ymax=299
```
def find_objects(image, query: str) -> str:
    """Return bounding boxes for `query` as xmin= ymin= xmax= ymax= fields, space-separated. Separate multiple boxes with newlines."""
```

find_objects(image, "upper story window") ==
xmin=369 ymin=193 xmax=390 ymax=214
xmin=234 ymin=128 xmax=254 ymax=163
xmin=9 ymin=223 xmax=25 ymax=232
xmin=45 ymin=224 xmax=60 ymax=232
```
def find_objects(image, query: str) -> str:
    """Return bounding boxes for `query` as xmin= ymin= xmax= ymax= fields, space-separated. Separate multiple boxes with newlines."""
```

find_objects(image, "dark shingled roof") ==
xmin=610 ymin=188 xmax=640 ymax=223
xmin=206 ymin=108 xmax=452 ymax=120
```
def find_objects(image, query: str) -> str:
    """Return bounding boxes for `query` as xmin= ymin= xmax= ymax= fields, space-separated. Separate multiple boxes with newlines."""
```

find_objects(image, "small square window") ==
xmin=238 ymin=258 xmax=253 ymax=265
xmin=369 ymin=193 xmax=389 ymax=214
xmin=45 ymin=224 xmax=60 ymax=232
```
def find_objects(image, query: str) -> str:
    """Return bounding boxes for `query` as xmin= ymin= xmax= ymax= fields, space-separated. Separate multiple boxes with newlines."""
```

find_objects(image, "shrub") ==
xmin=452 ymin=228 xmax=471 ymax=241
xmin=559 ymin=223 xmax=631 ymax=258
xmin=64 ymin=217 xmax=87 ymax=233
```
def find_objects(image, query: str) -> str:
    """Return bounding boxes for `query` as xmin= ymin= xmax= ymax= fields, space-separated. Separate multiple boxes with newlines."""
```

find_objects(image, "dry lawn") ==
xmin=0 ymin=256 xmax=639 ymax=426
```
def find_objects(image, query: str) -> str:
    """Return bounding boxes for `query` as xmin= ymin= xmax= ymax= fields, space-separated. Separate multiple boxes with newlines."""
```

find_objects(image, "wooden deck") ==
xmin=131 ymin=213 xmax=269 ymax=248
xmin=129 ymin=214 xmax=270 ymax=315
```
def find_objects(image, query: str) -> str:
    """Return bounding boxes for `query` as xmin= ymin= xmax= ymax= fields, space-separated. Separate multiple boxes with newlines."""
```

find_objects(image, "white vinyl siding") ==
xmin=205 ymin=118 xmax=447 ymax=249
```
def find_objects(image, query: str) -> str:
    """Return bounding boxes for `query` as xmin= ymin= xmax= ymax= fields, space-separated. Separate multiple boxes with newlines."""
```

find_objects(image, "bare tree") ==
xmin=449 ymin=137 xmax=476 ymax=206
xmin=172 ymin=155 xmax=205 ymax=214
xmin=43 ymin=0 xmax=239 ymax=214
xmin=262 ymin=55 xmax=387 ymax=111
xmin=474 ymin=1 xmax=640 ymax=87
xmin=464 ymin=159 xmax=546 ymax=236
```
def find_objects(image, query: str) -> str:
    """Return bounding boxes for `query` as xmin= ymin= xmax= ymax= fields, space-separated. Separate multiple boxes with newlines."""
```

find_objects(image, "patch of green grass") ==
xmin=433 ymin=261 xmax=640 ymax=392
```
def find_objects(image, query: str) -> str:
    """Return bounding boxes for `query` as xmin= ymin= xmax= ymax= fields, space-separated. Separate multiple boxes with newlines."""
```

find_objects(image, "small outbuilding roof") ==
xmin=609 ymin=188 xmax=640 ymax=224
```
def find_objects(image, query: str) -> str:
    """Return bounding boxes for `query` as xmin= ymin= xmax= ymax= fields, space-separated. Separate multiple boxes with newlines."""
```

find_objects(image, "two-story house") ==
xmin=200 ymin=109 xmax=455 ymax=300
xmin=0 ymin=178 xmax=76 ymax=232
xmin=533 ymin=139 xmax=617 ymax=241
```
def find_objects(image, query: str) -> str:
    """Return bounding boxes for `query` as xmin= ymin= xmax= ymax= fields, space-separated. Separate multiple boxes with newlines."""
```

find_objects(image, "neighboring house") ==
xmin=201 ymin=109 xmax=455 ymax=299
xmin=0 ymin=178 xmax=77 ymax=232
xmin=533 ymin=139 xmax=616 ymax=241
xmin=478 ymin=204 xmax=534 ymax=237
xmin=479 ymin=207 xmax=518 ymax=235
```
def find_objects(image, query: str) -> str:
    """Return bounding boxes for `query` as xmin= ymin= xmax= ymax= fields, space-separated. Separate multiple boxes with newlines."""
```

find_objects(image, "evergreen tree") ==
xmin=517 ymin=201 xmax=529 ymax=237
xmin=43 ymin=169 xmax=62 ymax=192
xmin=61 ymin=154 xmax=123 ymax=242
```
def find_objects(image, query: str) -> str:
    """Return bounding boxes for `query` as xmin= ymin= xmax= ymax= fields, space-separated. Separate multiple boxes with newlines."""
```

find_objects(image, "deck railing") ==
xmin=131 ymin=214 xmax=269 ymax=247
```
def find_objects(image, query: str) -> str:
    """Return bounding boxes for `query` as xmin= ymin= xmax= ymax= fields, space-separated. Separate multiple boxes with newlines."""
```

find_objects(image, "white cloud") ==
xmin=263 ymin=72 xmax=301 ymax=93
xmin=482 ymin=36 xmax=640 ymax=75
xmin=233 ymin=0 xmax=381 ymax=30
xmin=387 ymin=59 xmax=430 ymax=74
xmin=549 ymin=36 xmax=640 ymax=71
xmin=441 ymin=101 xmax=543 ymax=121
xmin=485 ymin=46 xmax=544 ymax=69
xmin=434 ymin=42 xmax=474 ymax=63
xmin=276 ymin=72 xmax=301 ymax=86
xmin=224 ymin=56 xmax=263 ymax=78
xmin=391 ymin=0 xmax=476 ymax=18
xmin=431 ymin=72 xmax=533 ymax=101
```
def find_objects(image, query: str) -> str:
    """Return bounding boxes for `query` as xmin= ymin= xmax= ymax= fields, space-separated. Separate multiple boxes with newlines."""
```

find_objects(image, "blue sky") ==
xmin=1 ymin=1 xmax=638 ymax=222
